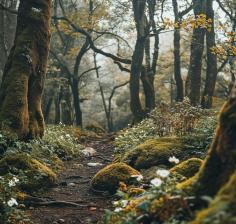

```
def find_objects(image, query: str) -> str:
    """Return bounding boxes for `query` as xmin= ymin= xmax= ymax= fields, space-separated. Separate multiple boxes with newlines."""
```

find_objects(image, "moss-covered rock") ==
xmin=170 ymin=158 xmax=203 ymax=178
xmin=91 ymin=163 xmax=140 ymax=193
xmin=191 ymin=171 xmax=236 ymax=224
xmin=0 ymin=153 xmax=56 ymax=190
xmin=122 ymin=137 xmax=206 ymax=170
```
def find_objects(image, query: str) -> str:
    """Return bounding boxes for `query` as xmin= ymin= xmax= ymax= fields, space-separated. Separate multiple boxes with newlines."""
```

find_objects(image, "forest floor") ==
xmin=28 ymin=135 xmax=116 ymax=224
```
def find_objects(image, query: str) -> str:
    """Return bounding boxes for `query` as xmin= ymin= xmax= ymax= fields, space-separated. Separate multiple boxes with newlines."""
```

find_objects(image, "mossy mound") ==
xmin=191 ymin=171 xmax=236 ymax=224
xmin=91 ymin=163 xmax=140 ymax=193
xmin=0 ymin=153 xmax=56 ymax=191
xmin=122 ymin=137 xmax=204 ymax=170
xmin=170 ymin=158 xmax=203 ymax=178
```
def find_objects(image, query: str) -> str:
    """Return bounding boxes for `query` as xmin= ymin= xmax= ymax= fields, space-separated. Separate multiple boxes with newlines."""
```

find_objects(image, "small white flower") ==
xmin=7 ymin=198 xmax=18 ymax=207
xmin=156 ymin=169 xmax=170 ymax=178
xmin=65 ymin=134 xmax=70 ymax=138
xmin=9 ymin=180 xmax=16 ymax=187
xmin=120 ymin=200 xmax=128 ymax=207
xmin=169 ymin=156 xmax=180 ymax=164
xmin=0 ymin=134 xmax=3 ymax=138
xmin=150 ymin=178 xmax=163 ymax=187
xmin=114 ymin=207 xmax=123 ymax=213
xmin=12 ymin=177 xmax=19 ymax=183
xmin=131 ymin=174 xmax=143 ymax=182
xmin=113 ymin=201 xmax=119 ymax=206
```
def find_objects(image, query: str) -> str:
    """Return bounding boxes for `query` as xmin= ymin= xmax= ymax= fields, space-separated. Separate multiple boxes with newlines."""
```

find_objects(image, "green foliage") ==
xmin=0 ymin=175 xmax=33 ymax=224
xmin=103 ymin=168 xmax=192 ymax=224
xmin=0 ymin=125 xmax=84 ymax=223
xmin=115 ymin=99 xmax=216 ymax=153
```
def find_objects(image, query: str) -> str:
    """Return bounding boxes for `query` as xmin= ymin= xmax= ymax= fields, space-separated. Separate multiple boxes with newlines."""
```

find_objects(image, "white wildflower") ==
xmin=9 ymin=180 xmax=16 ymax=187
xmin=12 ymin=177 xmax=19 ymax=183
xmin=9 ymin=177 xmax=19 ymax=187
xmin=150 ymin=178 xmax=162 ymax=187
xmin=114 ymin=207 xmax=123 ymax=213
xmin=113 ymin=201 xmax=119 ymax=206
xmin=120 ymin=200 xmax=128 ymax=207
xmin=131 ymin=174 xmax=143 ymax=182
xmin=7 ymin=198 xmax=18 ymax=207
xmin=156 ymin=169 xmax=170 ymax=178
xmin=168 ymin=156 xmax=180 ymax=164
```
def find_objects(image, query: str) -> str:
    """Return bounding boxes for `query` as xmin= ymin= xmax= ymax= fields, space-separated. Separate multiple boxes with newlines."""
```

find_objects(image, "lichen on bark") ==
xmin=0 ymin=0 xmax=51 ymax=139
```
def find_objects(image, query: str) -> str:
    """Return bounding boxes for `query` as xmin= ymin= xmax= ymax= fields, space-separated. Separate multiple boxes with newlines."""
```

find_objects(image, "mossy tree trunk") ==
xmin=179 ymin=81 xmax=236 ymax=199
xmin=0 ymin=0 xmax=51 ymax=139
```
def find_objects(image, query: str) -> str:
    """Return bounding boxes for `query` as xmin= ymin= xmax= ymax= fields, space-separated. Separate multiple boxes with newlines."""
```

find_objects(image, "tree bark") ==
xmin=130 ymin=0 xmax=147 ymax=122
xmin=172 ymin=0 xmax=184 ymax=102
xmin=0 ymin=0 xmax=51 ymax=139
xmin=71 ymin=78 xmax=82 ymax=127
xmin=179 ymin=81 xmax=236 ymax=200
xmin=201 ymin=0 xmax=217 ymax=108
xmin=188 ymin=0 xmax=206 ymax=105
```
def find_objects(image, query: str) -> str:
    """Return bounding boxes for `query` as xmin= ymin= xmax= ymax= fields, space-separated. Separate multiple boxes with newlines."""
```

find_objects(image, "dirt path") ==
xmin=29 ymin=136 xmax=115 ymax=224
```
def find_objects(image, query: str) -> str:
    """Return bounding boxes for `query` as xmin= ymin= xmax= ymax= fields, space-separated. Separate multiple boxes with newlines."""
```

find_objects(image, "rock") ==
xmin=58 ymin=219 xmax=65 ymax=224
xmin=170 ymin=158 xmax=203 ymax=178
xmin=68 ymin=182 xmax=76 ymax=187
xmin=81 ymin=147 xmax=97 ymax=157
xmin=91 ymin=162 xmax=140 ymax=193
xmin=122 ymin=136 xmax=207 ymax=170
xmin=0 ymin=153 xmax=56 ymax=191
xmin=87 ymin=162 xmax=103 ymax=167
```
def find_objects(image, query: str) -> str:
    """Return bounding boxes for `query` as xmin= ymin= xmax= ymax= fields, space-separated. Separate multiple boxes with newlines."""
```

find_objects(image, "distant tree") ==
xmin=0 ymin=0 xmax=51 ymax=139
xmin=201 ymin=0 xmax=217 ymax=108
xmin=130 ymin=0 xmax=148 ymax=122
xmin=187 ymin=0 xmax=206 ymax=105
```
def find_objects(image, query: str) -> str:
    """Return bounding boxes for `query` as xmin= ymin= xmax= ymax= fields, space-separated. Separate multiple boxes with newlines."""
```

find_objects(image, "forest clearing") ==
xmin=0 ymin=0 xmax=236 ymax=223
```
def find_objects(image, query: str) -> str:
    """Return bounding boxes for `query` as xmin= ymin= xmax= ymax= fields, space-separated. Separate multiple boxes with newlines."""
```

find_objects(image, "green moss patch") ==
xmin=191 ymin=171 xmax=236 ymax=224
xmin=91 ymin=163 xmax=140 ymax=193
xmin=121 ymin=137 xmax=206 ymax=170
xmin=0 ymin=153 xmax=56 ymax=191
xmin=170 ymin=158 xmax=203 ymax=178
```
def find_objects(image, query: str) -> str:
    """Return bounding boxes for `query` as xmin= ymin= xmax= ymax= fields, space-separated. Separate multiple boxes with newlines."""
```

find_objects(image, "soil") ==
xmin=29 ymin=135 xmax=116 ymax=224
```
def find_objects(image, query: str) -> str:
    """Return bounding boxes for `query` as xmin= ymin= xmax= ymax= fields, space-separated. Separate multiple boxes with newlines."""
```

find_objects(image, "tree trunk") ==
xmin=130 ymin=0 xmax=147 ymax=122
xmin=61 ymin=85 xmax=73 ymax=125
xmin=172 ymin=0 xmax=184 ymax=102
xmin=188 ymin=0 xmax=206 ymax=105
xmin=179 ymin=81 xmax=236 ymax=200
xmin=43 ymin=97 xmax=53 ymax=123
xmin=54 ymin=86 xmax=62 ymax=124
xmin=201 ymin=0 xmax=217 ymax=108
xmin=141 ymin=66 xmax=155 ymax=112
xmin=0 ymin=0 xmax=51 ymax=139
xmin=71 ymin=78 xmax=82 ymax=127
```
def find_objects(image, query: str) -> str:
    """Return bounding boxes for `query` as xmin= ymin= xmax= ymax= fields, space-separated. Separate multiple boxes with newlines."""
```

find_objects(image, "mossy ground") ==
xmin=170 ymin=158 xmax=203 ymax=178
xmin=0 ymin=153 xmax=56 ymax=190
xmin=121 ymin=137 xmax=207 ymax=170
xmin=91 ymin=162 xmax=140 ymax=193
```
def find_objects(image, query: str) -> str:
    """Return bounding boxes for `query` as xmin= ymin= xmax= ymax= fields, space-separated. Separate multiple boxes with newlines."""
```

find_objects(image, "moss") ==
xmin=122 ymin=137 xmax=204 ymax=170
xmin=91 ymin=163 xmax=140 ymax=193
xmin=170 ymin=158 xmax=203 ymax=178
xmin=178 ymin=99 xmax=236 ymax=200
xmin=191 ymin=171 xmax=236 ymax=224
xmin=0 ymin=153 xmax=56 ymax=191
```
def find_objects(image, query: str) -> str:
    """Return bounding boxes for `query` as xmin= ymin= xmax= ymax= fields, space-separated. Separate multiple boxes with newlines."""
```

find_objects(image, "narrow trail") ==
xmin=29 ymin=136 xmax=115 ymax=224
